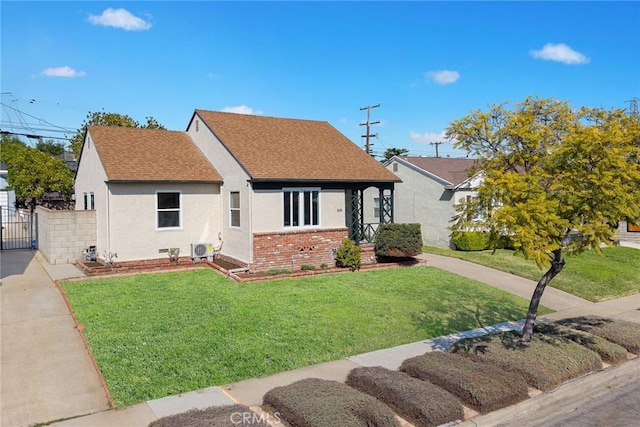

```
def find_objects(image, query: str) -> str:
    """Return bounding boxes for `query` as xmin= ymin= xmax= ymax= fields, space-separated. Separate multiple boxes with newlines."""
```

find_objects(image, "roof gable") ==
xmin=195 ymin=110 xmax=400 ymax=183
xmin=87 ymin=126 xmax=222 ymax=182
xmin=397 ymin=156 xmax=480 ymax=186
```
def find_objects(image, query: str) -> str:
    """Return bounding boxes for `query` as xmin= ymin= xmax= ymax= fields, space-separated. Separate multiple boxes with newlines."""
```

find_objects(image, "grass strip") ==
xmin=422 ymin=246 xmax=640 ymax=302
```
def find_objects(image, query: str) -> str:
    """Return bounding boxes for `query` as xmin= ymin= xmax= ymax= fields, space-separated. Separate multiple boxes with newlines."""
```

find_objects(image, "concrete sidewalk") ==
xmin=1 ymin=251 xmax=110 ymax=427
xmin=7 ymin=250 xmax=640 ymax=427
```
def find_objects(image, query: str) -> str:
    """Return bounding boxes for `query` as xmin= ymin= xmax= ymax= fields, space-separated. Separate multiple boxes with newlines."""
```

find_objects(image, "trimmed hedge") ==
xmin=375 ymin=223 xmax=422 ymax=258
xmin=346 ymin=366 xmax=464 ymax=427
xmin=148 ymin=404 xmax=269 ymax=427
xmin=262 ymin=378 xmax=400 ymax=427
xmin=451 ymin=231 xmax=489 ymax=251
xmin=399 ymin=352 xmax=529 ymax=414
xmin=556 ymin=316 xmax=640 ymax=354
xmin=535 ymin=322 xmax=628 ymax=365
xmin=450 ymin=330 xmax=603 ymax=391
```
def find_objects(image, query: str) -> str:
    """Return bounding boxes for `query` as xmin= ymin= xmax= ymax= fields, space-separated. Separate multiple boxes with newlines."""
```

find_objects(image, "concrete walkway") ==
xmin=1 ymin=251 xmax=110 ymax=427
xmin=3 ymin=249 xmax=638 ymax=426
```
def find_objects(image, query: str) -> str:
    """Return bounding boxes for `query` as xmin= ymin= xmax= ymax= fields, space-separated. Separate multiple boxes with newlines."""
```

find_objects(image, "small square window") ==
xmin=157 ymin=192 xmax=180 ymax=228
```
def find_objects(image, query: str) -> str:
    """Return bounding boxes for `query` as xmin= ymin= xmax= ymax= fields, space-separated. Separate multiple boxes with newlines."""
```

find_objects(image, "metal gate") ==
xmin=0 ymin=207 xmax=38 ymax=250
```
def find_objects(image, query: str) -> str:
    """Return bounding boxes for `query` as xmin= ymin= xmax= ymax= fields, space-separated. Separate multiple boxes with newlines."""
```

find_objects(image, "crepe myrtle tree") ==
xmin=446 ymin=96 xmax=640 ymax=341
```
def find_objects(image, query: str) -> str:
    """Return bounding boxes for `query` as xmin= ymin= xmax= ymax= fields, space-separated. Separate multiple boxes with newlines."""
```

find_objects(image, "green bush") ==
xmin=148 ymin=404 xmax=269 ymax=427
xmin=557 ymin=316 xmax=640 ymax=354
xmin=375 ymin=223 xmax=422 ymax=258
xmin=346 ymin=366 xmax=464 ymax=427
xmin=535 ymin=322 xmax=628 ymax=365
xmin=450 ymin=330 xmax=603 ymax=391
xmin=301 ymin=264 xmax=316 ymax=271
xmin=262 ymin=378 xmax=400 ymax=427
xmin=399 ymin=352 xmax=529 ymax=414
xmin=335 ymin=238 xmax=362 ymax=271
xmin=320 ymin=263 xmax=330 ymax=270
xmin=451 ymin=231 xmax=489 ymax=251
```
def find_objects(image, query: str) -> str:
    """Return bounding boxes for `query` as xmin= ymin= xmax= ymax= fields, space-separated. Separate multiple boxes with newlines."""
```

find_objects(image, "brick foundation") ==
xmin=251 ymin=228 xmax=348 ymax=272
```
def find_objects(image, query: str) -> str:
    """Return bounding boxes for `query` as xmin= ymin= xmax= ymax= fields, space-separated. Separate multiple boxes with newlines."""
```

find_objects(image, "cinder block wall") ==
xmin=36 ymin=206 xmax=96 ymax=265
xmin=252 ymin=228 xmax=348 ymax=272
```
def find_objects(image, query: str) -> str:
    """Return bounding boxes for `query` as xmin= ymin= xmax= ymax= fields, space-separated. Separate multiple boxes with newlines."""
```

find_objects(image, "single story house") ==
xmin=74 ymin=110 xmax=400 ymax=270
xmin=368 ymin=156 xmax=481 ymax=248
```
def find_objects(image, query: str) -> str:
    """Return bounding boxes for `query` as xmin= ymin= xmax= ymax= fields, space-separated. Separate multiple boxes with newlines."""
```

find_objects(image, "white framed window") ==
xmin=284 ymin=188 xmax=320 ymax=227
xmin=230 ymin=191 xmax=240 ymax=227
xmin=373 ymin=197 xmax=380 ymax=219
xmin=83 ymin=193 xmax=88 ymax=210
xmin=90 ymin=192 xmax=95 ymax=210
xmin=157 ymin=191 xmax=181 ymax=229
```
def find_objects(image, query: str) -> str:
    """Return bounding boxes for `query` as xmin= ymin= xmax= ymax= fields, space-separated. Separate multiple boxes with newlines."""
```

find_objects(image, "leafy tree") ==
xmin=0 ymin=134 xmax=26 ymax=164
xmin=69 ymin=111 xmax=166 ymax=158
xmin=447 ymin=96 xmax=640 ymax=341
xmin=382 ymin=147 xmax=409 ymax=162
xmin=36 ymin=139 xmax=66 ymax=157
xmin=4 ymin=142 xmax=73 ymax=205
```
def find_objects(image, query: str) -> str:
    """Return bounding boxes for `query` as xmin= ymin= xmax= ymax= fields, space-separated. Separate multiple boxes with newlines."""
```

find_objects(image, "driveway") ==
xmin=1 ymin=251 xmax=110 ymax=426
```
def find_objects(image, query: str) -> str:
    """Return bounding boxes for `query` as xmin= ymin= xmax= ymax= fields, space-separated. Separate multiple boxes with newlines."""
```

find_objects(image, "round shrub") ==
xmin=452 ymin=231 xmax=489 ymax=251
xmin=335 ymin=238 xmax=362 ymax=271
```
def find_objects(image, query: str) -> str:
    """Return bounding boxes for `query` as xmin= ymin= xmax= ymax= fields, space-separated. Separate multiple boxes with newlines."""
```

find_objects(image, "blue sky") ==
xmin=2 ymin=1 xmax=639 ymax=159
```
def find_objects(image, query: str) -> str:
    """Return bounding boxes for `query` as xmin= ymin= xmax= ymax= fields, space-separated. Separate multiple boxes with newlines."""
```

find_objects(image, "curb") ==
xmin=457 ymin=356 xmax=640 ymax=426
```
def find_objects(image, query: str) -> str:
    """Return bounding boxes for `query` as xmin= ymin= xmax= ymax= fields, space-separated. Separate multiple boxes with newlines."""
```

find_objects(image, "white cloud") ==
xmin=41 ymin=66 xmax=86 ymax=77
xmin=88 ymin=8 xmax=151 ymax=31
xmin=425 ymin=70 xmax=460 ymax=85
xmin=221 ymin=105 xmax=263 ymax=115
xmin=409 ymin=131 xmax=448 ymax=144
xmin=530 ymin=43 xmax=590 ymax=65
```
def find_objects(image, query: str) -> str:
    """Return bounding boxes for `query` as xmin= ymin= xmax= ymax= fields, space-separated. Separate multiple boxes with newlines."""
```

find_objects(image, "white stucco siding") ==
xmin=74 ymin=132 xmax=110 ymax=255
xmin=251 ymin=188 xmax=345 ymax=232
xmin=383 ymin=161 xmax=462 ymax=247
xmin=106 ymin=183 xmax=220 ymax=261
xmin=187 ymin=115 xmax=252 ymax=263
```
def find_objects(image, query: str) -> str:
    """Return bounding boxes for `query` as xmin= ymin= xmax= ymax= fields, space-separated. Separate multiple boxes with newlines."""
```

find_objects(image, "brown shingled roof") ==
xmin=195 ymin=110 xmax=400 ymax=182
xmin=399 ymin=156 xmax=480 ymax=186
xmin=87 ymin=125 xmax=222 ymax=182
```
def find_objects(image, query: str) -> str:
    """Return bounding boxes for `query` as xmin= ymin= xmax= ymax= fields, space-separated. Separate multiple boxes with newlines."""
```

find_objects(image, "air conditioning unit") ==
xmin=191 ymin=243 xmax=215 ymax=261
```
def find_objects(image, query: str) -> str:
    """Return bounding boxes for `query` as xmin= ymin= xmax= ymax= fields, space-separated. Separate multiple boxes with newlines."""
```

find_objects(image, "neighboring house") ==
xmin=74 ymin=111 xmax=400 ymax=270
xmin=369 ymin=156 xmax=481 ymax=248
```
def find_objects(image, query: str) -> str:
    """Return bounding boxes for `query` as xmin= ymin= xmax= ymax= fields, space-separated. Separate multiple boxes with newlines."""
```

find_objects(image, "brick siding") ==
xmin=251 ymin=228 xmax=348 ymax=272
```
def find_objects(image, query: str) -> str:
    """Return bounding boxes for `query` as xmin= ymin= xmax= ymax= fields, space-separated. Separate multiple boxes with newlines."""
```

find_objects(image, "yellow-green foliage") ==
xmin=448 ymin=97 xmax=640 ymax=267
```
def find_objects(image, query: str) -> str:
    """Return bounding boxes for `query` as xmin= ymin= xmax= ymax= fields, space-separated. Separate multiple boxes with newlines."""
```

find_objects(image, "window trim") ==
xmin=83 ymin=193 xmax=88 ymax=210
xmin=229 ymin=191 xmax=241 ymax=228
xmin=283 ymin=187 xmax=320 ymax=228
xmin=90 ymin=192 xmax=95 ymax=210
xmin=156 ymin=190 xmax=182 ymax=230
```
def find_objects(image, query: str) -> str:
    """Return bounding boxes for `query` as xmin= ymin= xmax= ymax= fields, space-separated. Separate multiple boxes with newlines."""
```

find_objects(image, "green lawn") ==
xmin=422 ymin=246 xmax=640 ymax=302
xmin=61 ymin=267 xmax=546 ymax=407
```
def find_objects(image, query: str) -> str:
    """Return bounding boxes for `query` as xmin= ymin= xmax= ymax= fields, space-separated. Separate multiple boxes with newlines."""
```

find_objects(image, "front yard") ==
xmin=422 ymin=246 xmax=640 ymax=302
xmin=61 ymin=266 xmax=546 ymax=407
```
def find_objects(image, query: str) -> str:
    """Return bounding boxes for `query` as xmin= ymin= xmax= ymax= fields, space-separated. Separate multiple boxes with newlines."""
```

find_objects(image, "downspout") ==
xmin=248 ymin=180 xmax=253 ymax=264
xmin=106 ymin=183 xmax=111 ymax=254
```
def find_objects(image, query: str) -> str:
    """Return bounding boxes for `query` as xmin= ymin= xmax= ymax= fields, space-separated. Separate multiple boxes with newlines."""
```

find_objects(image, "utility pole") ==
xmin=360 ymin=104 xmax=380 ymax=155
xmin=626 ymin=98 xmax=639 ymax=118
xmin=430 ymin=141 xmax=444 ymax=158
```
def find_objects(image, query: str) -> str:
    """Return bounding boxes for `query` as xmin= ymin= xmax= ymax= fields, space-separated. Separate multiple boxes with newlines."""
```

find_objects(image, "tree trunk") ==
xmin=521 ymin=249 xmax=565 ymax=341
